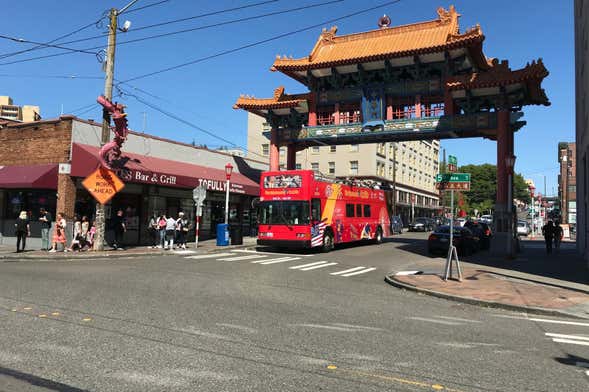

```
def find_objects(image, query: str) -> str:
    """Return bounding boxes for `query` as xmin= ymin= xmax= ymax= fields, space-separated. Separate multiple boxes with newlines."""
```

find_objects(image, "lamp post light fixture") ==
xmin=224 ymin=163 xmax=233 ymax=225
xmin=505 ymin=155 xmax=516 ymax=258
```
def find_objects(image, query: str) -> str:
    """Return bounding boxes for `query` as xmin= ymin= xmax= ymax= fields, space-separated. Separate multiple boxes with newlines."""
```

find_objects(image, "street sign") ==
xmin=193 ymin=185 xmax=207 ymax=203
xmin=435 ymin=173 xmax=471 ymax=191
xmin=448 ymin=155 xmax=458 ymax=172
xmin=82 ymin=166 xmax=125 ymax=205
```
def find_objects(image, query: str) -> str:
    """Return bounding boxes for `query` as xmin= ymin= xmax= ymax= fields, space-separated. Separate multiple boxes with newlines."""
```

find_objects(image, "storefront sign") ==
xmin=82 ymin=167 xmax=125 ymax=205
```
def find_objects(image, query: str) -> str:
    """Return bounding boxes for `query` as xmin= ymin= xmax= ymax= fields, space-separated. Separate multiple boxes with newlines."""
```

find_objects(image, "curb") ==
xmin=384 ymin=273 xmax=589 ymax=320
xmin=0 ymin=243 xmax=256 ymax=262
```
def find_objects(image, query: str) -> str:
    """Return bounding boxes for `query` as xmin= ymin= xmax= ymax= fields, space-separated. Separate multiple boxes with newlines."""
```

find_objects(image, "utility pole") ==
xmin=94 ymin=0 xmax=138 ymax=251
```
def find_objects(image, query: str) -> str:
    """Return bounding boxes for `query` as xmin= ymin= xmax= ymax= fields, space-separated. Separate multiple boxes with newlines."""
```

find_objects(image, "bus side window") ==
xmin=346 ymin=204 xmax=355 ymax=218
xmin=311 ymin=198 xmax=321 ymax=222
xmin=364 ymin=204 xmax=371 ymax=217
xmin=356 ymin=204 xmax=362 ymax=217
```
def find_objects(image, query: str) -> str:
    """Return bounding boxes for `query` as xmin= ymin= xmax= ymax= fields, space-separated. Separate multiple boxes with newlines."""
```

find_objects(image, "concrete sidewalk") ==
xmin=0 ymin=236 xmax=258 ymax=260
xmin=386 ymin=239 xmax=589 ymax=319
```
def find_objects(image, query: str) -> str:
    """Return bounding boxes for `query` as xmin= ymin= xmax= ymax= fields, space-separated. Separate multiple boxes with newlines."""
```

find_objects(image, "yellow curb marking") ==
xmin=38 ymin=314 xmax=47 ymax=318
xmin=326 ymin=365 xmax=463 ymax=392
xmin=82 ymin=317 xmax=92 ymax=322
xmin=23 ymin=307 xmax=32 ymax=310
xmin=51 ymin=312 xmax=60 ymax=316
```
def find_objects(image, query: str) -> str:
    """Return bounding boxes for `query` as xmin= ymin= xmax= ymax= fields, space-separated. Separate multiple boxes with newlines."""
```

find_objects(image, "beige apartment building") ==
xmin=0 ymin=96 xmax=41 ymax=122
xmin=247 ymin=113 xmax=440 ymax=224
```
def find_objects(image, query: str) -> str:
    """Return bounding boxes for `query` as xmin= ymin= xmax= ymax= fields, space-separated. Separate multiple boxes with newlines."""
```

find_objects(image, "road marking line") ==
xmin=38 ymin=314 xmax=47 ymax=318
xmin=300 ymin=262 xmax=338 ymax=271
xmin=546 ymin=333 xmax=589 ymax=341
xmin=23 ymin=307 xmax=32 ymax=310
xmin=341 ymin=267 xmax=376 ymax=277
xmin=82 ymin=317 xmax=92 ymax=322
xmin=232 ymin=249 xmax=315 ymax=257
xmin=493 ymin=315 xmax=589 ymax=327
xmin=331 ymin=323 xmax=386 ymax=331
xmin=51 ymin=312 xmax=60 ymax=316
xmin=395 ymin=270 xmax=421 ymax=276
xmin=330 ymin=267 xmax=366 ymax=275
xmin=289 ymin=261 xmax=327 ymax=270
xmin=259 ymin=257 xmax=301 ymax=265
xmin=185 ymin=253 xmax=235 ymax=260
xmin=251 ymin=256 xmax=294 ymax=264
xmin=551 ymin=338 xmax=589 ymax=347
xmin=218 ymin=254 xmax=268 ymax=261
xmin=436 ymin=316 xmax=482 ymax=323
xmin=408 ymin=317 xmax=462 ymax=326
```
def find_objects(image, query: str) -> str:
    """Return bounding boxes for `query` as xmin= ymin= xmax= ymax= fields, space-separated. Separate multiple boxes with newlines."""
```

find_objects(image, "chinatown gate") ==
xmin=234 ymin=6 xmax=549 ymax=256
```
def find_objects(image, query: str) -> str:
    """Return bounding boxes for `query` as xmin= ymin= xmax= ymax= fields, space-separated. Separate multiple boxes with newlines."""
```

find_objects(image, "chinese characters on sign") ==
xmin=435 ymin=173 xmax=471 ymax=191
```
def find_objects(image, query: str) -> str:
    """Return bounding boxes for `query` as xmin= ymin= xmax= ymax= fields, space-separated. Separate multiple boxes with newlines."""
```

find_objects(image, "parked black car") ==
xmin=408 ymin=217 xmax=434 ymax=232
xmin=428 ymin=225 xmax=479 ymax=256
xmin=390 ymin=215 xmax=403 ymax=234
xmin=464 ymin=221 xmax=492 ymax=250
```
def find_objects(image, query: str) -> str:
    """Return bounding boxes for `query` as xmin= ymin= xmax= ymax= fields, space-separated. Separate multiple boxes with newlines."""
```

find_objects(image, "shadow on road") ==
xmin=0 ymin=366 xmax=90 ymax=392
xmin=554 ymin=353 xmax=589 ymax=370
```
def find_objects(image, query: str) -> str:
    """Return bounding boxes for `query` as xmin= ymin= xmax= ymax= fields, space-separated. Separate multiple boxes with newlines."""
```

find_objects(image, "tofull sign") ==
xmin=435 ymin=173 xmax=471 ymax=191
xmin=82 ymin=166 xmax=125 ymax=205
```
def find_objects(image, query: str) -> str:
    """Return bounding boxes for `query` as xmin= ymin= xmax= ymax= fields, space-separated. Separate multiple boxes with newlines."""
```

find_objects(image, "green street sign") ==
xmin=448 ymin=155 xmax=457 ymax=165
xmin=435 ymin=173 xmax=470 ymax=182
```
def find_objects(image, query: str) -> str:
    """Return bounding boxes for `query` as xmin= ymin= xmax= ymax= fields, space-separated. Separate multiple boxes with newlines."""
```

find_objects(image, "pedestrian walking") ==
xmin=542 ymin=220 xmax=555 ymax=255
xmin=67 ymin=215 xmax=82 ymax=252
xmin=49 ymin=213 xmax=67 ymax=252
xmin=147 ymin=213 xmax=159 ymax=248
xmin=157 ymin=214 xmax=167 ymax=248
xmin=14 ymin=211 xmax=30 ymax=253
xmin=38 ymin=208 xmax=52 ymax=250
xmin=553 ymin=220 xmax=564 ymax=252
xmin=175 ymin=212 xmax=189 ymax=249
xmin=79 ymin=216 xmax=90 ymax=251
xmin=164 ymin=214 xmax=177 ymax=250
xmin=112 ymin=210 xmax=126 ymax=250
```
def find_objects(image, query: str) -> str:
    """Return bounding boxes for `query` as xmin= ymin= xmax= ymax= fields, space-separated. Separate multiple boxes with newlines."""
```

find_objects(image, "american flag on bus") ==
xmin=311 ymin=221 xmax=327 ymax=247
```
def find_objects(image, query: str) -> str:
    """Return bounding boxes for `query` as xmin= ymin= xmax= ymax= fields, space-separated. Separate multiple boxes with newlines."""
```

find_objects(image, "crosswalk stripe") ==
xmin=259 ymin=257 xmax=301 ymax=265
xmin=551 ymin=338 xmax=589 ymax=347
xmin=330 ymin=266 xmax=366 ymax=276
xmin=341 ymin=267 xmax=377 ymax=277
xmin=300 ymin=262 xmax=338 ymax=271
xmin=289 ymin=261 xmax=327 ymax=270
xmin=546 ymin=333 xmax=589 ymax=341
xmin=185 ymin=253 xmax=235 ymax=259
xmin=218 ymin=254 xmax=268 ymax=261
xmin=232 ymin=249 xmax=315 ymax=257
xmin=251 ymin=256 xmax=293 ymax=264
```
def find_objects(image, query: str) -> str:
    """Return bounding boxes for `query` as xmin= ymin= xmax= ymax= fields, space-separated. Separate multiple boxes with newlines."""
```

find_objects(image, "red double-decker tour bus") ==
xmin=257 ymin=170 xmax=391 ymax=251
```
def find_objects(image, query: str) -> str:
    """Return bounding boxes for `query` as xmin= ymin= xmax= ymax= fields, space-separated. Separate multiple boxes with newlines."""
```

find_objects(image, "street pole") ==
xmin=507 ymin=173 xmax=513 ymax=258
xmin=224 ymin=179 xmax=230 ymax=224
xmin=93 ymin=8 xmax=118 ymax=251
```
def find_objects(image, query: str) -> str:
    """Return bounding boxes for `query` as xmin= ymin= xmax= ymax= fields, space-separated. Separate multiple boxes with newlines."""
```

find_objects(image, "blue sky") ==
xmin=0 ymin=0 xmax=573 ymax=196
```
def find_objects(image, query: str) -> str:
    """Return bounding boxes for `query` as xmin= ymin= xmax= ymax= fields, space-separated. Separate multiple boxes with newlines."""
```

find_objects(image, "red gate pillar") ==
xmin=269 ymin=127 xmax=280 ymax=171
xmin=308 ymin=93 xmax=317 ymax=126
xmin=494 ymin=109 xmax=511 ymax=236
xmin=286 ymin=144 xmax=297 ymax=170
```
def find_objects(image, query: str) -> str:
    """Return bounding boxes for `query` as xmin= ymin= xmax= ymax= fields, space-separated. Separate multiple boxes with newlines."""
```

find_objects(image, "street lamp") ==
xmin=506 ymin=155 xmax=516 ymax=258
xmin=529 ymin=185 xmax=536 ymax=238
xmin=224 ymin=163 xmax=233 ymax=225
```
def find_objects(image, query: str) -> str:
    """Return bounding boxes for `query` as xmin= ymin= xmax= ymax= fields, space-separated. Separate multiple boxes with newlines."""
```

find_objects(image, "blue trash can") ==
xmin=216 ymin=223 xmax=230 ymax=246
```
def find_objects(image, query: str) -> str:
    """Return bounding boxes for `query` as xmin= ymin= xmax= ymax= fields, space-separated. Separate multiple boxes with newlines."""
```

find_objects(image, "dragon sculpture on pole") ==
xmin=97 ymin=95 xmax=129 ymax=170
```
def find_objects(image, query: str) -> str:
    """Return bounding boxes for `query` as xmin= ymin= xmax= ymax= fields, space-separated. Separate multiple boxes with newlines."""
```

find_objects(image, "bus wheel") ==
xmin=322 ymin=232 xmax=334 ymax=253
xmin=374 ymin=227 xmax=383 ymax=244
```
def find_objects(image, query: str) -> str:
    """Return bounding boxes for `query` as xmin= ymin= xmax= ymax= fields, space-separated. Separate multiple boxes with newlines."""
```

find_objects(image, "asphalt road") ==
xmin=0 ymin=232 xmax=588 ymax=391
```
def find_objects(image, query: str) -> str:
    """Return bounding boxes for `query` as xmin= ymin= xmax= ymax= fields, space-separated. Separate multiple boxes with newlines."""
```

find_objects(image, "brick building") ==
xmin=0 ymin=116 xmax=265 ymax=244
xmin=558 ymin=142 xmax=576 ymax=224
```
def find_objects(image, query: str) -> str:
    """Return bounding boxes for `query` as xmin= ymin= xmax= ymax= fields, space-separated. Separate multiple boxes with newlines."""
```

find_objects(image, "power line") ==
xmin=0 ymin=73 xmax=102 ymax=79
xmin=121 ymin=0 xmax=171 ymax=15
xmin=117 ymin=86 xmax=268 ymax=160
xmin=0 ymin=0 xmax=283 ymax=60
xmin=120 ymin=0 xmax=402 ymax=83
xmin=0 ymin=34 xmax=98 ymax=55
xmin=0 ymin=0 xmax=341 ymax=67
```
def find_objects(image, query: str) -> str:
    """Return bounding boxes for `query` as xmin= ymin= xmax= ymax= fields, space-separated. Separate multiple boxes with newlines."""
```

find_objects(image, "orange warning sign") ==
xmin=82 ymin=166 xmax=125 ymax=205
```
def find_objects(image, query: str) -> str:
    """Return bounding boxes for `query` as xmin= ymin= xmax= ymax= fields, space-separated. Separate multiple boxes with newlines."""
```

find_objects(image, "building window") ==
xmin=330 ymin=145 xmax=336 ymax=153
xmin=312 ymin=146 xmax=320 ymax=154
xmin=328 ymin=161 xmax=335 ymax=175
xmin=262 ymin=144 xmax=269 ymax=156
xmin=311 ymin=162 xmax=319 ymax=171
xmin=295 ymin=163 xmax=302 ymax=170
xmin=350 ymin=144 xmax=359 ymax=152
xmin=346 ymin=204 xmax=355 ymax=217
xmin=279 ymin=147 xmax=285 ymax=156
xmin=350 ymin=161 xmax=358 ymax=175
xmin=568 ymin=185 xmax=576 ymax=194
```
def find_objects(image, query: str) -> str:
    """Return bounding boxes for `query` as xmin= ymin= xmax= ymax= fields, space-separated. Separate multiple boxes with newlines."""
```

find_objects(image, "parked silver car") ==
xmin=517 ymin=220 xmax=531 ymax=236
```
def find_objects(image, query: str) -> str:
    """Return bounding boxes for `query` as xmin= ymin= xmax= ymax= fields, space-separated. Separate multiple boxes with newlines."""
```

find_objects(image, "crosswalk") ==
xmin=184 ymin=251 xmax=376 ymax=279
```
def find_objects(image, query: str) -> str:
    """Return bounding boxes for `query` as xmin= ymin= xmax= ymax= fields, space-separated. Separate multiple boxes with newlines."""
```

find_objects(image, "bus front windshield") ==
xmin=258 ymin=201 xmax=310 ymax=226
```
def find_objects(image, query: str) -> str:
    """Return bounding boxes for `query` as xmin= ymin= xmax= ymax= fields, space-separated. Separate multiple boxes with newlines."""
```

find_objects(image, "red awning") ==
xmin=70 ymin=143 xmax=259 ymax=195
xmin=0 ymin=164 xmax=58 ymax=189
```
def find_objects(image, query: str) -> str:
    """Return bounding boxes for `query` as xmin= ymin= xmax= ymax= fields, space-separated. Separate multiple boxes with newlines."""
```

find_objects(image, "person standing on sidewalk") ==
xmin=553 ymin=220 xmax=564 ymax=253
xmin=157 ymin=214 xmax=167 ymax=248
xmin=175 ymin=212 xmax=189 ymax=250
xmin=49 ymin=213 xmax=67 ymax=252
xmin=112 ymin=210 xmax=126 ymax=250
xmin=542 ymin=220 xmax=555 ymax=254
xmin=147 ymin=213 xmax=159 ymax=248
xmin=164 ymin=214 xmax=177 ymax=250
xmin=38 ymin=208 xmax=52 ymax=251
xmin=14 ymin=211 xmax=30 ymax=253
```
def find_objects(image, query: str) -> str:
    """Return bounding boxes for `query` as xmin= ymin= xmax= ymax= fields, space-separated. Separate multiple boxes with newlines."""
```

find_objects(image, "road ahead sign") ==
xmin=435 ymin=173 xmax=471 ymax=191
xmin=82 ymin=166 xmax=125 ymax=205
